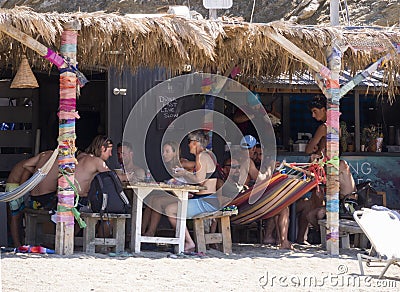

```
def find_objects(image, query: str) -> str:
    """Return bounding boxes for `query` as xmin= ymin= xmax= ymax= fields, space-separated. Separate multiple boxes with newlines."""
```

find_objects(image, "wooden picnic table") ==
xmin=126 ymin=182 xmax=205 ymax=253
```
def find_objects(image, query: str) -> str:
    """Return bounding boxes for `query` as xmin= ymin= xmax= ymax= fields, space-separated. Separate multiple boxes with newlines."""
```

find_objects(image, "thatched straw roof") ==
xmin=0 ymin=7 xmax=399 ymax=99
xmin=0 ymin=7 xmax=217 ymax=72
xmin=215 ymin=21 xmax=400 ymax=100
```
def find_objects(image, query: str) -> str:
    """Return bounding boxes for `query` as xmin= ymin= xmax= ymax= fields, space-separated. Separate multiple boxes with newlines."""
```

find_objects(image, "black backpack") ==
xmin=339 ymin=181 xmax=382 ymax=219
xmin=87 ymin=171 xmax=131 ymax=215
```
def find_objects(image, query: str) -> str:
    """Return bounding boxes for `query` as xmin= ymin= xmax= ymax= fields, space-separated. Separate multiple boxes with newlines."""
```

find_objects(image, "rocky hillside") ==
xmin=0 ymin=0 xmax=398 ymax=26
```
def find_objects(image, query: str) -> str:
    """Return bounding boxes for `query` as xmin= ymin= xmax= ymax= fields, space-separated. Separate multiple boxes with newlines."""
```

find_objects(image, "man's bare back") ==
xmin=24 ymin=150 xmax=58 ymax=197
xmin=7 ymin=159 xmax=31 ymax=185
xmin=75 ymin=153 xmax=110 ymax=197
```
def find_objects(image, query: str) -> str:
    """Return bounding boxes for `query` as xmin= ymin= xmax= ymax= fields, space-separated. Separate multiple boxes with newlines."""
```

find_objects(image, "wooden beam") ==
xmin=264 ymin=29 xmax=331 ymax=78
xmin=0 ymin=23 xmax=48 ymax=56
xmin=340 ymin=55 xmax=391 ymax=97
xmin=313 ymin=72 xmax=328 ymax=95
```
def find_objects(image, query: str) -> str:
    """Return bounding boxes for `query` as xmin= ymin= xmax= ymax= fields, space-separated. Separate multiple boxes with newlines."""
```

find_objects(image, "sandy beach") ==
xmin=1 ymin=243 xmax=399 ymax=291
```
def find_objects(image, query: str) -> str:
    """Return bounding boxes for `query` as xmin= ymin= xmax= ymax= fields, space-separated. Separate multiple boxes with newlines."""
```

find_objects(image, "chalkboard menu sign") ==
xmin=156 ymin=95 xmax=184 ymax=130
xmin=154 ymin=80 xmax=185 ymax=130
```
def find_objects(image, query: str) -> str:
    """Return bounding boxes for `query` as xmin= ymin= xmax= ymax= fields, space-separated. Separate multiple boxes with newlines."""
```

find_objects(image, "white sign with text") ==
xmin=203 ymin=0 xmax=233 ymax=9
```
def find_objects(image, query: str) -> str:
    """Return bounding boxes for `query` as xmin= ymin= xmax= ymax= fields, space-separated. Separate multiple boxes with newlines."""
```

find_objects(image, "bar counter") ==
xmin=277 ymin=151 xmax=400 ymax=209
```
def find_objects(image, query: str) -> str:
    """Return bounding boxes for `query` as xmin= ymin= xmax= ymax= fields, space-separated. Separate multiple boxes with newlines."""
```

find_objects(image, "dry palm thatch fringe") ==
xmin=214 ymin=21 xmax=399 ymax=101
xmin=0 ymin=7 xmax=399 ymax=101
xmin=0 ymin=7 xmax=216 ymax=73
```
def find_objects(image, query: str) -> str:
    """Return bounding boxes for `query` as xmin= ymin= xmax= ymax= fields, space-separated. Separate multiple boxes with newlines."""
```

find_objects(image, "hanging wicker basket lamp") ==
xmin=10 ymin=54 xmax=39 ymax=88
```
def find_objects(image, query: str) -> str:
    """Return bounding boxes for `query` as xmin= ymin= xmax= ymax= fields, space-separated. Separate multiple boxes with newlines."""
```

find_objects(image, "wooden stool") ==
xmin=318 ymin=218 xmax=369 ymax=249
xmin=24 ymin=208 xmax=84 ymax=247
xmin=80 ymin=212 xmax=131 ymax=254
xmin=192 ymin=210 xmax=238 ymax=254
xmin=24 ymin=208 xmax=54 ymax=245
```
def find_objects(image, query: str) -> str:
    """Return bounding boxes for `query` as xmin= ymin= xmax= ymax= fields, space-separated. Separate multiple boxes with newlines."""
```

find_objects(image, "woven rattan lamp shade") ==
xmin=10 ymin=55 xmax=39 ymax=88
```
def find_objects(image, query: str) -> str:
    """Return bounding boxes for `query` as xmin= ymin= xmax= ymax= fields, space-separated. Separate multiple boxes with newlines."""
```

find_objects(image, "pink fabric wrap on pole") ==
xmin=56 ymin=214 xmax=75 ymax=226
xmin=326 ymin=110 xmax=341 ymax=127
xmin=58 ymin=194 xmax=75 ymax=206
xmin=61 ymin=30 xmax=78 ymax=45
xmin=59 ymin=98 xmax=76 ymax=111
xmin=58 ymin=176 xmax=70 ymax=189
xmin=57 ymin=192 xmax=75 ymax=225
xmin=58 ymin=111 xmax=80 ymax=119
xmin=45 ymin=48 xmax=64 ymax=68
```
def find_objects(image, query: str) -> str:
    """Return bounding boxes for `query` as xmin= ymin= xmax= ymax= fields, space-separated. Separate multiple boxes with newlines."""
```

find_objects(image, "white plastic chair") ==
xmin=353 ymin=208 xmax=400 ymax=279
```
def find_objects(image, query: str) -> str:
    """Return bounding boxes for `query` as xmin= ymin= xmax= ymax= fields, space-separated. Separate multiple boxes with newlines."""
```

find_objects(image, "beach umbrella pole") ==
xmin=55 ymin=20 xmax=81 ymax=255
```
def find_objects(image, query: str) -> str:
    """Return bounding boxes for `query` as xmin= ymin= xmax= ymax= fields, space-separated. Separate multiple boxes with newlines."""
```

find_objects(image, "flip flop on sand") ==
xmin=16 ymin=245 xmax=55 ymax=254
xmin=180 ymin=251 xmax=206 ymax=257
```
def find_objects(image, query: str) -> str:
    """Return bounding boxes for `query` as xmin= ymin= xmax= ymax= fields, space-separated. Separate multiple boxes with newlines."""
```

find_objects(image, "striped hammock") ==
xmin=0 ymin=149 xmax=58 ymax=202
xmin=231 ymin=172 xmax=318 ymax=225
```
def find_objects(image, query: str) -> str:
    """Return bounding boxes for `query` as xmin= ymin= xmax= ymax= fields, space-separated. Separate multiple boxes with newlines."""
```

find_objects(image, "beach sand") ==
xmin=1 ymin=243 xmax=399 ymax=291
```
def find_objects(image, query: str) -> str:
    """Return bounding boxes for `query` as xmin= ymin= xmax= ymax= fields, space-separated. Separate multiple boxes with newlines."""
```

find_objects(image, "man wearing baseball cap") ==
xmin=237 ymin=135 xmax=260 ymax=186
xmin=239 ymin=135 xmax=292 ymax=249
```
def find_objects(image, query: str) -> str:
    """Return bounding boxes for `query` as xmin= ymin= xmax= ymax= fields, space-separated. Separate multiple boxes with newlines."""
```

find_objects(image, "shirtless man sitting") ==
xmin=6 ymin=159 xmax=32 ymax=247
xmin=255 ymin=144 xmax=291 ymax=248
xmin=74 ymin=135 xmax=114 ymax=238
xmin=238 ymin=136 xmax=292 ymax=249
xmin=297 ymin=95 xmax=357 ymax=242
xmin=116 ymin=141 xmax=145 ymax=183
xmin=21 ymin=150 xmax=59 ymax=245
xmin=75 ymin=135 xmax=113 ymax=205
xmin=306 ymin=160 xmax=357 ymax=228
xmin=238 ymin=135 xmax=260 ymax=186
xmin=24 ymin=150 xmax=59 ymax=210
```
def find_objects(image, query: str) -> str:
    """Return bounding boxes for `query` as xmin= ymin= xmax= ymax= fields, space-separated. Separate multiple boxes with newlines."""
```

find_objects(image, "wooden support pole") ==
xmin=354 ymin=90 xmax=361 ymax=151
xmin=202 ymin=65 xmax=235 ymax=147
xmin=325 ymin=44 xmax=341 ymax=255
xmin=55 ymin=20 xmax=81 ymax=255
xmin=330 ymin=0 xmax=340 ymax=26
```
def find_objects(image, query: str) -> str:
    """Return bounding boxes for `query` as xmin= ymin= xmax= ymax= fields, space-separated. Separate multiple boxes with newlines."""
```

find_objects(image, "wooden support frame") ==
xmin=55 ymin=20 xmax=81 ymax=255
xmin=262 ymin=29 xmax=342 ymax=255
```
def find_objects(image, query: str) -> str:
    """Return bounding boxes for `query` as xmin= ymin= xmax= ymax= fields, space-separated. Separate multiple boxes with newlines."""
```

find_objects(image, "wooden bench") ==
xmin=80 ymin=212 xmax=131 ymax=254
xmin=318 ymin=218 xmax=369 ymax=249
xmin=192 ymin=209 xmax=238 ymax=254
